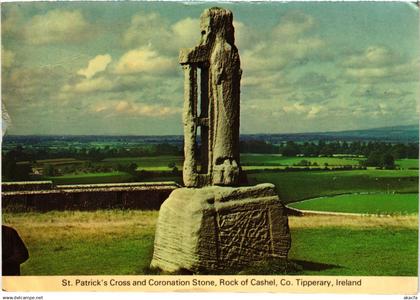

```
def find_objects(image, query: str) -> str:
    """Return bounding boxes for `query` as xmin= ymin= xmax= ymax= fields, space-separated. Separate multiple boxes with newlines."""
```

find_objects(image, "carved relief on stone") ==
xmin=179 ymin=7 xmax=242 ymax=187
xmin=150 ymin=183 xmax=291 ymax=272
xmin=216 ymin=209 xmax=272 ymax=265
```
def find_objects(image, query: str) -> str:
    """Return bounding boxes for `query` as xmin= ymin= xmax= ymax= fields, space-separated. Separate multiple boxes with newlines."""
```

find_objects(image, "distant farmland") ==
xmin=247 ymin=169 xmax=418 ymax=203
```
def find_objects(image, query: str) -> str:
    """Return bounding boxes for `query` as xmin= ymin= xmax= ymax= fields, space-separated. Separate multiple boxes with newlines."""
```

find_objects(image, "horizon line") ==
xmin=3 ymin=123 xmax=418 ymax=138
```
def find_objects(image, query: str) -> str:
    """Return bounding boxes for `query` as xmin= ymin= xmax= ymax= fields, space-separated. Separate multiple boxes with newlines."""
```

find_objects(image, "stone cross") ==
xmin=179 ymin=7 xmax=242 ymax=187
xmin=151 ymin=8 xmax=291 ymax=273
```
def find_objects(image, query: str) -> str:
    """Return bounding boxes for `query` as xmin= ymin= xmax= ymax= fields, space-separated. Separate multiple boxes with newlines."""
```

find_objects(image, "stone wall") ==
xmin=2 ymin=181 xmax=180 ymax=212
xmin=2 ymin=181 xmax=54 ymax=192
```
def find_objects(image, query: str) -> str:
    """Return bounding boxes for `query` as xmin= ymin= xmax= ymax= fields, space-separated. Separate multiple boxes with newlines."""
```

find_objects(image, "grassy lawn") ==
xmin=48 ymin=172 xmax=133 ymax=185
xmin=396 ymin=159 xmax=419 ymax=169
xmin=289 ymin=216 xmax=418 ymax=276
xmin=3 ymin=210 xmax=157 ymax=275
xmin=289 ymin=193 xmax=418 ymax=214
xmin=289 ymin=227 xmax=418 ymax=276
xmin=3 ymin=211 xmax=417 ymax=276
xmin=247 ymin=169 xmax=419 ymax=203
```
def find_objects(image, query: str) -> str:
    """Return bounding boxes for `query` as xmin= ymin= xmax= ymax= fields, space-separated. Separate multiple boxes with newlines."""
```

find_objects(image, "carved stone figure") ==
xmin=180 ymin=7 xmax=241 ymax=187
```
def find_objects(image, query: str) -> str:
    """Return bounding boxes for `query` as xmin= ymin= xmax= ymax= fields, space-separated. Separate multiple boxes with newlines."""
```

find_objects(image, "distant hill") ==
xmin=3 ymin=124 xmax=418 ymax=145
xmin=243 ymin=124 xmax=419 ymax=143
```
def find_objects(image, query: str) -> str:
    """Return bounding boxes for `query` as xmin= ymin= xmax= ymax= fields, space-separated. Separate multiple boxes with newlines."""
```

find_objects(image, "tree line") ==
xmin=240 ymin=140 xmax=418 ymax=159
xmin=2 ymin=143 xmax=182 ymax=163
xmin=2 ymin=140 xmax=418 ymax=181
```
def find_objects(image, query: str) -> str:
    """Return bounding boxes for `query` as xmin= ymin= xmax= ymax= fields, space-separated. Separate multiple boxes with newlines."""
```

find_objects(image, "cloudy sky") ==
xmin=2 ymin=1 xmax=419 ymax=135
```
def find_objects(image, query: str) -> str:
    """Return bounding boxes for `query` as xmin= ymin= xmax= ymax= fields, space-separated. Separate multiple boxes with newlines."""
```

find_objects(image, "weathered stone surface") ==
xmin=180 ymin=7 xmax=242 ymax=187
xmin=150 ymin=183 xmax=291 ymax=273
xmin=151 ymin=7 xmax=291 ymax=274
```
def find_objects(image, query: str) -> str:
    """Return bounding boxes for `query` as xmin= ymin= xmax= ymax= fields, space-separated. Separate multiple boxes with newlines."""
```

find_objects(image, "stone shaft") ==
xmin=180 ymin=7 xmax=242 ymax=187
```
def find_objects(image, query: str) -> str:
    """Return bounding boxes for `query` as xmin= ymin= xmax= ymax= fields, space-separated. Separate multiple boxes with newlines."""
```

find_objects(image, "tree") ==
xmin=364 ymin=151 xmax=382 ymax=167
xmin=319 ymin=144 xmax=335 ymax=157
xmin=381 ymin=153 xmax=395 ymax=169
xmin=282 ymin=141 xmax=300 ymax=157
xmin=364 ymin=151 xmax=395 ymax=169
xmin=127 ymin=163 xmax=138 ymax=175
xmin=296 ymin=159 xmax=310 ymax=166
xmin=301 ymin=142 xmax=318 ymax=156
xmin=43 ymin=164 xmax=55 ymax=177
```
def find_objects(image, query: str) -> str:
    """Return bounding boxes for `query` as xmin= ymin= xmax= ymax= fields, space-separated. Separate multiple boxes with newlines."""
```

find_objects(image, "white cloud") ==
xmin=281 ymin=102 xmax=324 ymax=120
xmin=340 ymin=46 xmax=418 ymax=83
xmin=238 ymin=11 xmax=328 ymax=128
xmin=115 ymin=47 xmax=174 ymax=75
xmin=122 ymin=11 xmax=255 ymax=62
xmin=242 ymin=72 xmax=286 ymax=89
xmin=122 ymin=12 xmax=170 ymax=49
xmin=283 ymin=102 xmax=307 ymax=114
xmin=171 ymin=18 xmax=200 ymax=49
xmin=233 ymin=20 xmax=252 ymax=50
xmin=2 ymin=48 xmax=15 ymax=69
xmin=77 ymin=54 xmax=112 ymax=79
xmin=272 ymin=11 xmax=315 ymax=39
xmin=123 ymin=13 xmax=203 ymax=53
xmin=351 ymin=84 xmax=411 ymax=100
xmin=62 ymin=77 xmax=115 ymax=94
xmin=242 ymin=44 xmax=287 ymax=72
xmin=2 ymin=6 xmax=23 ymax=36
xmin=307 ymin=105 xmax=322 ymax=119
xmin=241 ymin=11 xmax=324 ymax=73
xmin=342 ymin=46 xmax=401 ymax=68
xmin=343 ymin=59 xmax=418 ymax=82
xmin=345 ymin=67 xmax=388 ymax=79
xmin=5 ymin=66 xmax=68 ymax=99
xmin=23 ymin=10 xmax=90 ymax=45
xmin=92 ymin=100 xmax=182 ymax=117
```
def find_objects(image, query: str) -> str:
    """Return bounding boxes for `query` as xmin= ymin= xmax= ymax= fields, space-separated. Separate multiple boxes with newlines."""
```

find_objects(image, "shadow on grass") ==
xmin=290 ymin=259 xmax=341 ymax=272
xmin=140 ymin=258 xmax=341 ymax=275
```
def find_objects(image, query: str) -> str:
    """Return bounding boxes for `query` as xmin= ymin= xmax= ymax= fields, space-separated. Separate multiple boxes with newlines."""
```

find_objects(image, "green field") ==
xmin=247 ymin=169 xmax=418 ymax=203
xmin=48 ymin=172 xmax=133 ymax=185
xmin=289 ymin=193 xmax=418 ymax=214
xmin=289 ymin=227 xmax=418 ymax=276
xmin=396 ymin=159 xmax=419 ymax=169
xmin=99 ymin=155 xmax=362 ymax=171
xmin=3 ymin=211 xmax=416 ymax=276
xmin=47 ymin=162 xmax=418 ymax=199
xmin=35 ymin=158 xmax=86 ymax=165
xmin=101 ymin=155 xmax=183 ymax=171
xmin=241 ymin=155 xmax=361 ymax=166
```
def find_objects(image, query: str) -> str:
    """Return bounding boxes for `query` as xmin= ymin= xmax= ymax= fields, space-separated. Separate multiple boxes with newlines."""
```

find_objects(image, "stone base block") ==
xmin=150 ymin=183 xmax=291 ymax=273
